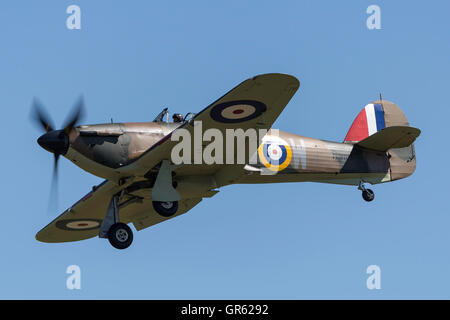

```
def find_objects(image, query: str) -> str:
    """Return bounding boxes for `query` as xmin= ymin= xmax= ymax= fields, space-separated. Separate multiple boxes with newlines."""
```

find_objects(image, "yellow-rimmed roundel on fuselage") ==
xmin=258 ymin=136 xmax=292 ymax=172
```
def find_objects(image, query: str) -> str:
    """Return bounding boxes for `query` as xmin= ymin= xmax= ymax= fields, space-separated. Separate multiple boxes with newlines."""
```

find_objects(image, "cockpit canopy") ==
xmin=153 ymin=108 xmax=195 ymax=124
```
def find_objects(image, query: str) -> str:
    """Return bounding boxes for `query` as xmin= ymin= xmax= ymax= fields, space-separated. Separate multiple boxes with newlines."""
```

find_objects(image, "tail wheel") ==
xmin=107 ymin=223 xmax=133 ymax=250
xmin=362 ymin=189 xmax=375 ymax=202
xmin=153 ymin=201 xmax=178 ymax=217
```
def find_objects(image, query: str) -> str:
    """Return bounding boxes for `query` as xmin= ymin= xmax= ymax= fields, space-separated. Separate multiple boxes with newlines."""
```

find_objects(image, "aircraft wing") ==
xmin=35 ymin=180 xmax=217 ymax=243
xmin=36 ymin=180 xmax=118 ymax=243
xmin=118 ymin=73 xmax=300 ymax=179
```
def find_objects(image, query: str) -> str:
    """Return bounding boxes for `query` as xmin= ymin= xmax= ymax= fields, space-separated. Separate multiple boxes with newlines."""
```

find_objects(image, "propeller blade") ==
xmin=63 ymin=95 xmax=85 ymax=134
xmin=48 ymin=153 xmax=59 ymax=214
xmin=30 ymin=98 xmax=54 ymax=132
xmin=32 ymin=95 xmax=86 ymax=215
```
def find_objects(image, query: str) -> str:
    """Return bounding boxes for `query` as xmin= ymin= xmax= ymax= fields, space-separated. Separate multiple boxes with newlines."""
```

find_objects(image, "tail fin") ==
xmin=345 ymin=100 xmax=420 ymax=180
xmin=344 ymin=100 xmax=417 ymax=142
xmin=344 ymin=102 xmax=387 ymax=142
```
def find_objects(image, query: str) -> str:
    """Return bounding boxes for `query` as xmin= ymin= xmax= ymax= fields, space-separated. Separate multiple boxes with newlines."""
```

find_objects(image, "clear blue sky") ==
xmin=0 ymin=0 xmax=448 ymax=299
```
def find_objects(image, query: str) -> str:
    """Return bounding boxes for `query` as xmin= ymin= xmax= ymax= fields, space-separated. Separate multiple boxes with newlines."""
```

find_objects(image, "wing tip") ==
xmin=35 ymin=230 xmax=50 ymax=243
xmin=251 ymin=73 xmax=300 ymax=88
xmin=35 ymin=228 xmax=58 ymax=243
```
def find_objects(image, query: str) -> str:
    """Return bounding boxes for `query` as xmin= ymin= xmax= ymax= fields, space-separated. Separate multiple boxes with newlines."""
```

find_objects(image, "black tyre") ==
xmin=153 ymin=201 xmax=178 ymax=217
xmin=107 ymin=223 xmax=133 ymax=250
xmin=362 ymin=189 xmax=375 ymax=202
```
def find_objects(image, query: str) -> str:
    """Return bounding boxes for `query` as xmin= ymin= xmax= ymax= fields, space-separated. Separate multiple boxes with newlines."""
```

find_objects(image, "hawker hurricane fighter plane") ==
xmin=33 ymin=73 xmax=420 ymax=249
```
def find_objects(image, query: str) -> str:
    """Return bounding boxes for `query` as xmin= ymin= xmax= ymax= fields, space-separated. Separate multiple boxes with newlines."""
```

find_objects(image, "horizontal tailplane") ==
xmin=356 ymin=126 xmax=421 ymax=152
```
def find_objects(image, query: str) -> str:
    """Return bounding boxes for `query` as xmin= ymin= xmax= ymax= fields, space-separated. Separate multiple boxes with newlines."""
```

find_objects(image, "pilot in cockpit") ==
xmin=172 ymin=113 xmax=183 ymax=123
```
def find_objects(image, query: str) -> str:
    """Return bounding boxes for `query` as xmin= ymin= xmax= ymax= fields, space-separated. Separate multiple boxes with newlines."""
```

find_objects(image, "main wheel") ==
xmin=362 ymin=189 xmax=375 ymax=202
xmin=107 ymin=223 xmax=133 ymax=250
xmin=153 ymin=201 xmax=178 ymax=217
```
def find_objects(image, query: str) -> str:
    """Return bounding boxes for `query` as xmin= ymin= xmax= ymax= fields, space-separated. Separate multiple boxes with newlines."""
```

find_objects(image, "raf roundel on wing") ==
xmin=210 ymin=100 xmax=267 ymax=123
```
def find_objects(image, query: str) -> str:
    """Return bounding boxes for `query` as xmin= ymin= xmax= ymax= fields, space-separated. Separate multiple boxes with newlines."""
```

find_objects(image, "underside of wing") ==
xmin=125 ymin=191 xmax=219 ymax=231
xmin=36 ymin=181 xmax=126 ymax=242
xmin=36 ymin=178 xmax=219 ymax=243
xmin=36 ymin=180 xmax=118 ymax=243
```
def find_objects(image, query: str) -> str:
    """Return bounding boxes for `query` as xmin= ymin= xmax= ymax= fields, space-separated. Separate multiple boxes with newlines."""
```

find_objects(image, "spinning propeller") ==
xmin=30 ymin=96 xmax=85 ymax=211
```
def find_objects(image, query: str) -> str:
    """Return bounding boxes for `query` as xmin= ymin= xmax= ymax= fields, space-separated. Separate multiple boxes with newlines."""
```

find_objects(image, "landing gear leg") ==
xmin=99 ymin=194 xmax=134 ymax=249
xmin=358 ymin=180 xmax=375 ymax=202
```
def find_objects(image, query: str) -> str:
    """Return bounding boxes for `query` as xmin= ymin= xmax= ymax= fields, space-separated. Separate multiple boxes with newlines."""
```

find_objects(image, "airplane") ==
xmin=32 ymin=73 xmax=420 ymax=249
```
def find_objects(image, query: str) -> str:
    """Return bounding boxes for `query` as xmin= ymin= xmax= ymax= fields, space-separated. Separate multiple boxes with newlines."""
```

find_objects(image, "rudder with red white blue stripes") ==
xmin=344 ymin=103 xmax=386 ymax=142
